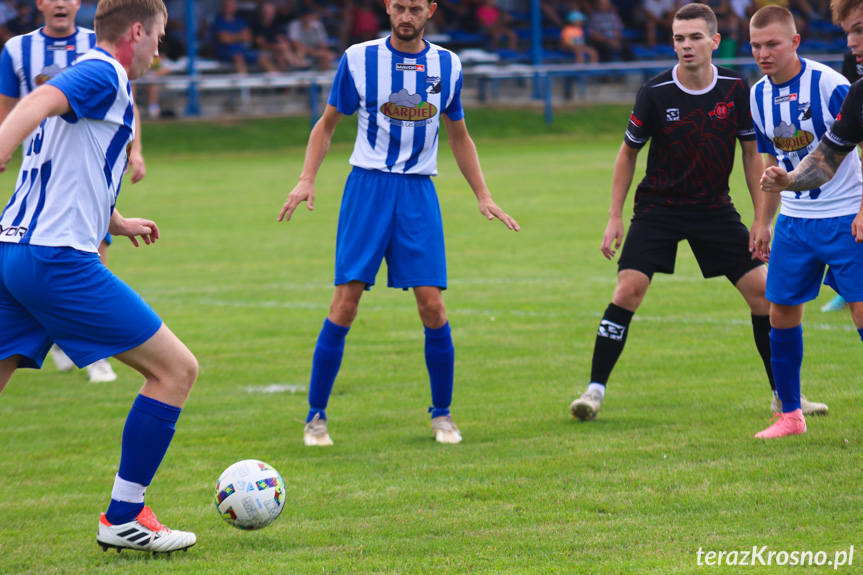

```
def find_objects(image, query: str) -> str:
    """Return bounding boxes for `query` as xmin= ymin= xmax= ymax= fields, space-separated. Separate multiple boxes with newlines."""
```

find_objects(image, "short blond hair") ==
xmin=750 ymin=5 xmax=797 ymax=33
xmin=94 ymin=0 xmax=167 ymax=43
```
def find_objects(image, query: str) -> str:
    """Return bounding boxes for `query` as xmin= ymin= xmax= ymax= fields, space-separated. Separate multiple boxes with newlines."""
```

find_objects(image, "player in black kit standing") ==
xmin=569 ymin=3 xmax=827 ymax=422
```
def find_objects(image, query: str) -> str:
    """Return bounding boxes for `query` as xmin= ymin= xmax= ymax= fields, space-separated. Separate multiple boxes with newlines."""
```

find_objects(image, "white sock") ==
xmin=587 ymin=382 xmax=606 ymax=397
xmin=111 ymin=474 xmax=147 ymax=503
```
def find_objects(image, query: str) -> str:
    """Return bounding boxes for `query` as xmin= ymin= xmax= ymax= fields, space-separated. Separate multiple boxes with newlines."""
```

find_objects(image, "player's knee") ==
xmin=329 ymin=299 xmax=359 ymax=325
xmin=612 ymin=283 xmax=646 ymax=310
xmin=172 ymin=352 xmax=198 ymax=395
xmin=417 ymin=301 xmax=447 ymax=328
xmin=849 ymin=303 xmax=863 ymax=329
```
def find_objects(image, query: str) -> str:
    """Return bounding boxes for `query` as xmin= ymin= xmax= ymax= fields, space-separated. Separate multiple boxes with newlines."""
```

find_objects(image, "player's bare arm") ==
xmin=443 ymin=115 xmax=519 ymax=231
xmin=109 ymin=209 xmax=159 ymax=247
xmin=278 ymin=104 xmax=342 ymax=222
xmin=761 ymin=139 xmax=849 ymax=192
xmin=0 ymin=85 xmax=70 ymax=171
xmin=0 ymin=93 xmax=18 ymax=126
xmin=741 ymin=140 xmax=773 ymax=262
xmin=128 ymin=102 xmax=146 ymax=184
xmin=602 ymin=142 xmax=639 ymax=260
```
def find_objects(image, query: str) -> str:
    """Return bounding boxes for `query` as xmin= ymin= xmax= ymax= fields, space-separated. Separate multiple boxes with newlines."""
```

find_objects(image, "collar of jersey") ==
xmin=671 ymin=64 xmax=717 ymax=95
xmin=92 ymin=47 xmax=115 ymax=61
xmin=768 ymin=57 xmax=806 ymax=90
xmin=39 ymin=26 xmax=80 ymax=43
xmin=385 ymin=36 xmax=430 ymax=59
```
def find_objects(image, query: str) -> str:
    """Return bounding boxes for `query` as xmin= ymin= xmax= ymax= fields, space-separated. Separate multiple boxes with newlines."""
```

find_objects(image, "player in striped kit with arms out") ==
xmin=0 ymin=0 xmax=150 ymax=383
xmin=278 ymin=0 xmax=520 ymax=447
xmin=0 ymin=0 xmax=198 ymax=553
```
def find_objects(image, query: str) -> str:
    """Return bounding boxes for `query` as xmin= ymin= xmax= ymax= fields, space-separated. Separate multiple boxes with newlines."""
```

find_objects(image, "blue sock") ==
xmin=307 ymin=318 xmax=350 ymax=423
xmin=858 ymin=328 xmax=863 ymax=342
xmin=425 ymin=322 xmax=454 ymax=418
xmin=770 ymin=325 xmax=803 ymax=413
xmin=106 ymin=395 xmax=181 ymax=525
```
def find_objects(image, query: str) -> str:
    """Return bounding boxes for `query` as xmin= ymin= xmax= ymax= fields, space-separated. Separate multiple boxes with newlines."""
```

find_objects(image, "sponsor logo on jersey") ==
xmin=709 ymin=101 xmax=735 ymax=119
xmin=773 ymin=93 xmax=798 ymax=105
xmin=0 ymin=224 xmax=27 ymax=237
xmin=34 ymin=63 xmax=63 ymax=86
xmin=798 ymin=102 xmax=811 ymax=121
xmin=396 ymin=63 xmax=425 ymax=72
xmin=772 ymin=120 xmax=814 ymax=152
xmin=47 ymin=43 xmax=75 ymax=51
xmin=665 ymin=108 xmax=679 ymax=122
xmin=425 ymin=76 xmax=441 ymax=94
xmin=380 ymin=88 xmax=437 ymax=126
xmin=630 ymin=112 xmax=643 ymax=126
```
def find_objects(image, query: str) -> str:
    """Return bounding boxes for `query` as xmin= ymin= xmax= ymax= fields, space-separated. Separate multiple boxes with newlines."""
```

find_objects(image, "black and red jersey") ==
xmin=825 ymin=78 xmax=863 ymax=152
xmin=624 ymin=65 xmax=755 ymax=214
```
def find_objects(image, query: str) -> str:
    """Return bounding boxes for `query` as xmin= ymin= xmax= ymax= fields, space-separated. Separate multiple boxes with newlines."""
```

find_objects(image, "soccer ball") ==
xmin=214 ymin=459 xmax=285 ymax=530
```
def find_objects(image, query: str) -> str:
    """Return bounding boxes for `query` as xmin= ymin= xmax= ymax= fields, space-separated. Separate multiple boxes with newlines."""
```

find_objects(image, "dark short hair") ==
xmin=674 ymin=3 xmax=718 ymax=36
xmin=831 ymin=0 xmax=863 ymax=24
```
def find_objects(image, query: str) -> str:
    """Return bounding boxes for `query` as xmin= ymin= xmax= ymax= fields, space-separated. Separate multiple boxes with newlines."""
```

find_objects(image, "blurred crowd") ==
xmin=0 ymin=0 xmax=845 ymax=72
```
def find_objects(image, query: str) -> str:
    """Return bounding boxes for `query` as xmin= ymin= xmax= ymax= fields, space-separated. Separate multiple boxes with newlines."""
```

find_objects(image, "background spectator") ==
xmin=643 ymin=0 xmax=678 ymax=48
xmin=287 ymin=6 xmax=334 ymax=70
xmin=213 ymin=0 xmax=260 ymax=74
xmin=474 ymin=0 xmax=519 ymax=50
xmin=561 ymin=9 xmax=598 ymax=62
xmin=254 ymin=1 xmax=304 ymax=70
xmin=339 ymin=0 xmax=380 ymax=47
xmin=587 ymin=0 xmax=634 ymax=61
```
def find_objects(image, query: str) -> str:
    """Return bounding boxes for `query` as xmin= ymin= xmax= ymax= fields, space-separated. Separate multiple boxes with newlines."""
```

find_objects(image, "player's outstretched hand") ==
xmin=127 ymin=150 xmax=147 ymax=184
xmin=761 ymin=165 xmax=791 ymax=193
xmin=478 ymin=199 xmax=520 ymax=231
xmin=278 ymin=181 xmax=315 ymax=222
xmin=600 ymin=217 xmax=624 ymax=260
xmin=111 ymin=217 xmax=160 ymax=247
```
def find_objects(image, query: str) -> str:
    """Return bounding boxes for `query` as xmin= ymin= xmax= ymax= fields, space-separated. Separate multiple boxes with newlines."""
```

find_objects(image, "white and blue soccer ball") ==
xmin=214 ymin=459 xmax=285 ymax=530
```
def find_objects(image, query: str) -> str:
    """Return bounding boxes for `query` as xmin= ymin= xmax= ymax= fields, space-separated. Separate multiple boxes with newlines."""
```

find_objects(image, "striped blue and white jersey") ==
xmin=0 ymin=27 xmax=97 ymax=99
xmin=0 ymin=49 xmax=135 ymax=253
xmin=328 ymin=36 xmax=465 ymax=176
xmin=750 ymin=58 xmax=862 ymax=218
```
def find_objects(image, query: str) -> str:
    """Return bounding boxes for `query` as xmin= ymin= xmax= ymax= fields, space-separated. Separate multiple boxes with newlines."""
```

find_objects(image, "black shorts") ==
xmin=618 ymin=206 xmax=764 ymax=284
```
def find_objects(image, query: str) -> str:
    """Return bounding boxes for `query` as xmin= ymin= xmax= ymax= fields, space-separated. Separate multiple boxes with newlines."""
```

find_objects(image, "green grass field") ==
xmin=1 ymin=107 xmax=862 ymax=574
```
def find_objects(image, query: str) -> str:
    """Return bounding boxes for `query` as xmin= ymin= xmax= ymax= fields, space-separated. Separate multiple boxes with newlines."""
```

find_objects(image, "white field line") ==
xmin=142 ymin=294 xmax=858 ymax=333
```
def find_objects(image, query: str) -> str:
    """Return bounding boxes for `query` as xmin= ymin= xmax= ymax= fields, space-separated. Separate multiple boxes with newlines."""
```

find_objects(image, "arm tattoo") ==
xmin=788 ymin=141 xmax=847 ymax=191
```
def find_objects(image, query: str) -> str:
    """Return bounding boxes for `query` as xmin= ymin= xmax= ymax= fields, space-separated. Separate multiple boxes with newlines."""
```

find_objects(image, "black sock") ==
xmin=751 ymin=314 xmax=776 ymax=392
xmin=590 ymin=303 xmax=635 ymax=386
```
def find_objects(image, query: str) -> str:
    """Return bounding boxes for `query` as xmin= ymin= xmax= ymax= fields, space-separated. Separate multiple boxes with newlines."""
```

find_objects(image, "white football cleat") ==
xmin=303 ymin=413 xmax=334 ymax=446
xmin=50 ymin=345 xmax=75 ymax=372
xmin=431 ymin=415 xmax=462 ymax=444
xmin=87 ymin=359 xmax=117 ymax=383
xmin=97 ymin=506 xmax=196 ymax=554
xmin=771 ymin=394 xmax=828 ymax=416
xmin=570 ymin=389 xmax=604 ymax=421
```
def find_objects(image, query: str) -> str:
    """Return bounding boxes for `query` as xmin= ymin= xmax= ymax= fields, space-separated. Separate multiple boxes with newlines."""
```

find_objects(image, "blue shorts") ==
xmin=767 ymin=214 xmax=863 ymax=305
xmin=0 ymin=243 xmax=163 ymax=369
xmin=335 ymin=167 xmax=446 ymax=289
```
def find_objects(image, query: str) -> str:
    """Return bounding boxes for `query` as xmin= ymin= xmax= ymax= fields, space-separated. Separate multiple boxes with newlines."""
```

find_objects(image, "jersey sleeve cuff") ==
xmin=823 ymin=131 xmax=858 ymax=153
